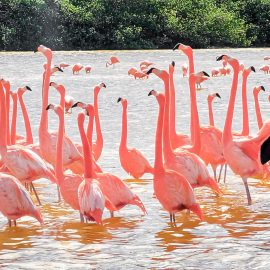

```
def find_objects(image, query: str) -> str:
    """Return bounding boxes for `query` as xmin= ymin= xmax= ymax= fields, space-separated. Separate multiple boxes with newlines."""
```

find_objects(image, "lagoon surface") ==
xmin=1 ymin=48 xmax=270 ymax=269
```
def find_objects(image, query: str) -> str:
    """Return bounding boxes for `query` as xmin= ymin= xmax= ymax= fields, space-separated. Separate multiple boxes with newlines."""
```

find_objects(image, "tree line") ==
xmin=1 ymin=0 xmax=270 ymax=51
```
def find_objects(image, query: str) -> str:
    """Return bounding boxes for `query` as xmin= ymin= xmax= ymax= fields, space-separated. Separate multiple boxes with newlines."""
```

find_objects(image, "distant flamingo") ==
xmin=168 ymin=61 xmax=191 ymax=149
xmin=194 ymin=71 xmax=210 ymax=89
xmin=64 ymin=95 xmax=75 ymax=114
xmin=148 ymin=90 xmax=204 ymax=225
xmin=77 ymin=107 xmax=106 ymax=224
xmin=0 ymin=173 xmax=43 ymax=226
xmin=85 ymin=65 xmax=92 ymax=73
xmin=211 ymin=68 xmax=220 ymax=77
xmin=140 ymin=61 xmax=153 ymax=73
xmin=106 ymin=56 xmax=120 ymax=67
xmin=182 ymin=63 xmax=188 ymax=77
xmin=117 ymin=97 xmax=154 ymax=179
xmin=147 ymin=67 xmax=222 ymax=194
xmin=253 ymin=85 xmax=265 ymax=130
xmin=72 ymin=63 xmax=84 ymax=74
xmin=128 ymin=67 xmax=138 ymax=76
xmin=59 ymin=62 xmax=70 ymax=69
xmin=264 ymin=56 xmax=270 ymax=61
xmin=259 ymin=65 xmax=270 ymax=74
xmin=216 ymin=54 xmax=270 ymax=204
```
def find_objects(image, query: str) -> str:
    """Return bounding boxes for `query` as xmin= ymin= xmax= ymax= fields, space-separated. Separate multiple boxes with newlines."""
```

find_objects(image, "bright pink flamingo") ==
xmin=148 ymin=90 xmax=203 ymax=225
xmin=117 ymin=97 xmax=154 ymax=179
xmin=216 ymin=54 xmax=270 ymax=204
xmin=194 ymin=71 xmax=210 ymax=89
xmin=77 ymin=107 xmax=106 ymax=225
xmin=168 ymin=62 xmax=191 ymax=149
xmin=253 ymin=85 xmax=265 ymax=130
xmin=147 ymin=67 xmax=222 ymax=194
xmin=0 ymin=173 xmax=43 ymax=226
xmin=106 ymin=56 xmax=120 ymax=67
xmin=72 ymin=63 xmax=84 ymax=74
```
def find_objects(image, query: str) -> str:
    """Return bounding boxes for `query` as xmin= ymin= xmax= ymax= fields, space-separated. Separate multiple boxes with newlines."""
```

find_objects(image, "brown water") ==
xmin=1 ymin=49 xmax=270 ymax=269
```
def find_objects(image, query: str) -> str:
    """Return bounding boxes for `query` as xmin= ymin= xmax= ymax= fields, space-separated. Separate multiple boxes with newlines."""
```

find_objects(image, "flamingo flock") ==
xmin=1 ymin=43 xmax=270 ymax=228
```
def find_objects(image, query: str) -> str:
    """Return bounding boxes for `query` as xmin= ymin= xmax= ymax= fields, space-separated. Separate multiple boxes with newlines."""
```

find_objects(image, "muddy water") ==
xmin=1 ymin=49 xmax=270 ymax=269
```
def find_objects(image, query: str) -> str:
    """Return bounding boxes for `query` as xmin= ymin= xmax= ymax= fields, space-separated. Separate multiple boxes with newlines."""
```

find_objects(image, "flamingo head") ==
xmin=1 ymin=79 xmax=11 ymax=91
xmin=146 ymin=67 xmax=168 ymax=80
xmin=253 ymin=85 xmax=265 ymax=96
xmin=117 ymin=97 xmax=127 ymax=107
xmin=71 ymin=101 xmax=87 ymax=109
xmin=46 ymin=103 xmax=64 ymax=115
xmin=217 ymin=55 xmax=239 ymax=69
xmin=18 ymin=86 xmax=32 ymax=95
xmin=169 ymin=61 xmax=175 ymax=73
xmin=35 ymin=45 xmax=52 ymax=60
xmin=84 ymin=104 xmax=94 ymax=117
xmin=94 ymin=82 xmax=106 ymax=94
xmin=49 ymin=82 xmax=65 ymax=95
xmin=243 ymin=65 xmax=256 ymax=76
xmin=172 ymin=43 xmax=192 ymax=55
xmin=208 ymin=92 xmax=221 ymax=102
xmin=51 ymin=66 xmax=64 ymax=74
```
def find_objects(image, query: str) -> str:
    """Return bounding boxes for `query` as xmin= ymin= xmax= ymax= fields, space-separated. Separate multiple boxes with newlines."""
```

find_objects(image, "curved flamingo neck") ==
xmin=39 ymin=57 xmax=52 ymax=134
xmin=0 ymin=82 xmax=7 ymax=151
xmin=79 ymin=112 xmax=93 ymax=178
xmin=10 ymin=94 xmax=18 ymax=145
xmin=18 ymin=92 xmax=33 ymax=144
xmin=253 ymin=91 xmax=263 ymax=130
xmin=223 ymin=61 xmax=240 ymax=145
xmin=56 ymin=108 xmax=65 ymax=181
xmin=154 ymin=94 xmax=165 ymax=173
xmin=59 ymin=91 xmax=65 ymax=109
xmin=187 ymin=50 xmax=195 ymax=75
xmin=169 ymin=68 xmax=178 ymax=141
xmin=4 ymin=85 xmax=11 ymax=145
xmin=93 ymin=89 xmax=103 ymax=150
xmin=208 ymin=98 xmax=215 ymax=126
xmin=162 ymin=72 xmax=174 ymax=160
xmin=120 ymin=103 xmax=128 ymax=149
xmin=241 ymin=73 xmax=249 ymax=136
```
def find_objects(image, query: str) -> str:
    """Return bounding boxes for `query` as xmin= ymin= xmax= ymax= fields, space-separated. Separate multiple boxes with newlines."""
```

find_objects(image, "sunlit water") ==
xmin=1 ymin=49 xmax=270 ymax=269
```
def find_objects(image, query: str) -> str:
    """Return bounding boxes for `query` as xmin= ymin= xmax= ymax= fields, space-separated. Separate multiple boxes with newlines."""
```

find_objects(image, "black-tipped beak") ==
xmin=46 ymin=104 xmax=52 ymax=110
xmin=85 ymin=109 xmax=89 ymax=116
xmin=117 ymin=97 xmax=122 ymax=103
xmin=26 ymin=86 xmax=32 ymax=91
xmin=216 ymin=93 xmax=221 ymax=98
xmin=261 ymin=86 xmax=265 ymax=91
xmin=172 ymin=43 xmax=180 ymax=51
xmin=146 ymin=68 xmax=156 ymax=75
xmin=49 ymin=82 xmax=54 ymax=86
xmin=251 ymin=66 xmax=256 ymax=72
xmin=148 ymin=90 xmax=154 ymax=96
xmin=203 ymin=71 xmax=210 ymax=77
xmin=103 ymin=83 xmax=106 ymax=88
xmin=71 ymin=102 xmax=80 ymax=108
xmin=216 ymin=55 xmax=225 ymax=61
xmin=57 ymin=67 xmax=64 ymax=72
xmin=171 ymin=61 xmax=175 ymax=67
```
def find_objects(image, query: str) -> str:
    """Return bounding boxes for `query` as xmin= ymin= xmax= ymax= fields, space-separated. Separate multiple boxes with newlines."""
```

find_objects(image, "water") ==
xmin=1 ymin=48 xmax=270 ymax=269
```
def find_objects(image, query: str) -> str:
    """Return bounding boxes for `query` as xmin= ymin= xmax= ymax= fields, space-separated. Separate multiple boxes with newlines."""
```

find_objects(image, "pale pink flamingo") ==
xmin=211 ymin=68 xmax=220 ymax=77
xmin=253 ymin=85 xmax=265 ymax=130
xmin=264 ymin=56 xmax=270 ymax=61
xmin=168 ymin=61 xmax=191 ymax=149
xmin=147 ymin=67 xmax=222 ymax=194
xmin=106 ymin=56 xmax=120 ymax=67
xmin=59 ymin=62 xmax=70 ymax=69
xmin=216 ymin=54 xmax=270 ymax=204
xmin=148 ymin=90 xmax=204 ymax=225
xmin=259 ymin=64 xmax=270 ymax=74
xmin=77 ymin=107 xmax=106 ymax=224
xmin=117 ymin=97 xmax=154 ymax=179
xmin=0 ymin=173 xmax=43 ymax=226
xmin=85 ymin=65 xmax=92 ymax=73
xmin=72 ymin=63 xmax=84 ymax=74
xmin=182 ymin=63 xmax=188 ymax=77
xmin=64 ymin=95 xmax=75 ymax=114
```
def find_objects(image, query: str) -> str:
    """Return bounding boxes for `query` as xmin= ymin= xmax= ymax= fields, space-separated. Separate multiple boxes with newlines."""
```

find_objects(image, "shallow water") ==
xmin=1 ymin=48 xmax=270 ymax=269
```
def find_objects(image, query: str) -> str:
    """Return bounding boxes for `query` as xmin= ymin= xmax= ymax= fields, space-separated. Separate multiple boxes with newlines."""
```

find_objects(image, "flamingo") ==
xmin=259 ymin=65 xmax=270 ymax=74
xmin=77 ymin=107 xmax=106 ymax=225
xmin=147 ymin=67 xmax=222 ymax=194
xmin=0 ymin=173 xmax=43 ymax=227
xmin=117 ymin=97 xmax=154 ymax=179
xmin=168 ymin=62 xmax=191 ymax=149
xmin=72 ymin=63 xmax=84 ymax=74
xmin=264 ymin=56 xmax=270 ymax=61
xmin=85 ymin=65 xmax=92 ymax=73
xmin=148 ymin=90 xmax=204 ymax=225
xmin=1 ymin=79 xmax=11 ymax=145
xmin=10 ymin=91 xmax=19 ymax=145
xmin=106 ymin=56 xmax=120 ymax=67
xmin=211 ymin=68 xmax=220 ymax=77
xmin=253 ymin=85 xmax=265 ymax=130
xmin=207 ymin=93 xmax=221 ymax=127
xmin=182 ymin=63 xmax=188 ymax=77
xmin=59 ymin=62 xmax=70 ymax=69
xmin=216 ymin=54 xmax=270 ymax=204
xmin=64 ymin=95 xmax=75 ymax=114
xmin=194 ymin=71 xmax=210 ymax=89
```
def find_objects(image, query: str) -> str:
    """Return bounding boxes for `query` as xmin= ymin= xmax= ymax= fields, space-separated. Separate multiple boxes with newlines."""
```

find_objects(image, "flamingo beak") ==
xmin=26 ymin=86 xmax=32 ymax=91
xmin=102 ymin=83 xmax=107 ymax=88
xmin=148 ymin=90 xmax=154 ymax=96
xmin=203 ymin=71 xmax=210 ymax=77
xmin=261 ymin=86 xmax=265 ymax=91
xmin=171 ymin=61 xmax=175 ymax=67
xmin=117 ymin=97 xmax=122 ymax=103
xmin=216 ymin=93 xmax=221 ymax=98
xmin=251 ymin=66 xmax=256 ymax=72
xmin=46 ymin=104 xmax=53 ymax=110
xmin=146 ymin=68 xmax=156 ymax=75
xmin=216 ymin=55 xmax=226 ymax=61
xmin=57 ymin=67 xmax=64 ymax=72
xmin=71 ymin=102 xmax=80 ymax=108
xmin=172 ymin=43 xmax=180 ymax=51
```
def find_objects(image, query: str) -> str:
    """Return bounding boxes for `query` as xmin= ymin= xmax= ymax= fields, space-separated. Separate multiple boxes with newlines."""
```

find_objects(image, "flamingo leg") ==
xmin=110 ymin=211 xmax=114 ymax=218
xmin=218 ymin=164 xmax=224 ymax=182
xmin=223 ymin=164 xmax=228 ymax=183
xmin=242 ymin=177 xmax=252 ymax=205
xmin=213 ymin=167 xmax=217 ymax=182
xmin=170 ymin=214 xmax=173 ymax=223
xmin=14 ymin=220 xmax=17 ymax=226
xmin=30 ymin=183 xmax=41 ymax=206
xmin=8 ymin=220 xmax=11 ymax=227
xmin=57 ymin=186 xmax=61 ymax=202
xmin=80 ymin=213 xmax=84 ymax=223
xmin=173 ymin=214 xmax=176 ymax=227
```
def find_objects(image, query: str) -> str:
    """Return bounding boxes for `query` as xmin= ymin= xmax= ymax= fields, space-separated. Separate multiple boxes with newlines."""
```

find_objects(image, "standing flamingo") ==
xmin=148 ymin=90 xmax=203 ymax=225
xmin=253 ymin=85 xmax=265 ymax=130
xmin=106 ymin=56 xmax=120 ymax=67
xmin=77 ymin=107 xmax=106 ymax=224
xmin=72 ymin=64 xmax=84 ymax=74
xmin=147 ymin=68 xmax=222 ymax=194
xmin=117 ymin=97 xmax=154 ymax=179
xmin=0 ymin=173 xmax=43 ymax=226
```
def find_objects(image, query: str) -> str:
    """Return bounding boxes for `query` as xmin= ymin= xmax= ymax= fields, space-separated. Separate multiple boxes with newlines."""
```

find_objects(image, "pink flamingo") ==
xmin=72 ymin=63 xmax=84 ymax=74
xmin=253 ymin=85 xmax=265 ymax=130
xmin=168 ymin=61 xmax=191 ymax=149
xmin=128 ymin=67 xmax=138 ymax=76
xmin=211 ymin=68 xmax=220 ymax=77
xmin=216 ymin=54 xmax=270 ymax=204
xmin=117 ymin=97 xmax=154 ymax=179
xmin=148 ymin=90 xmax=203 ymax=225
xmin=1 ymin=79 xmax=11 ymax=145
xmin=194 ymin=71 xmax=210 ymax=89
xmin=64 ymin=95 xmax=75 ymax=114
xmin=106 ymin=56 xmax=120 ymax=67
xmin=77 ymin=107 xmax=106 ymax=224
xmin=10 ymin=91 xmax=19 ymax=145
xmin=207 ymin=93 xmax=221 ymax=126
xmin=259 ymin=65 xmax=270 ymax=74
xmin=59 ymin=62 xmax=70 ymax=69
xmin=182 ymin=63 xmax=188 ymax=77
xmin=147 ymin=67 xmax=222 ymax=194
xmin=85 ymin=65 xmax=92 ymax=74
xmin=0 ymin=173 xmax=43 ymax=226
